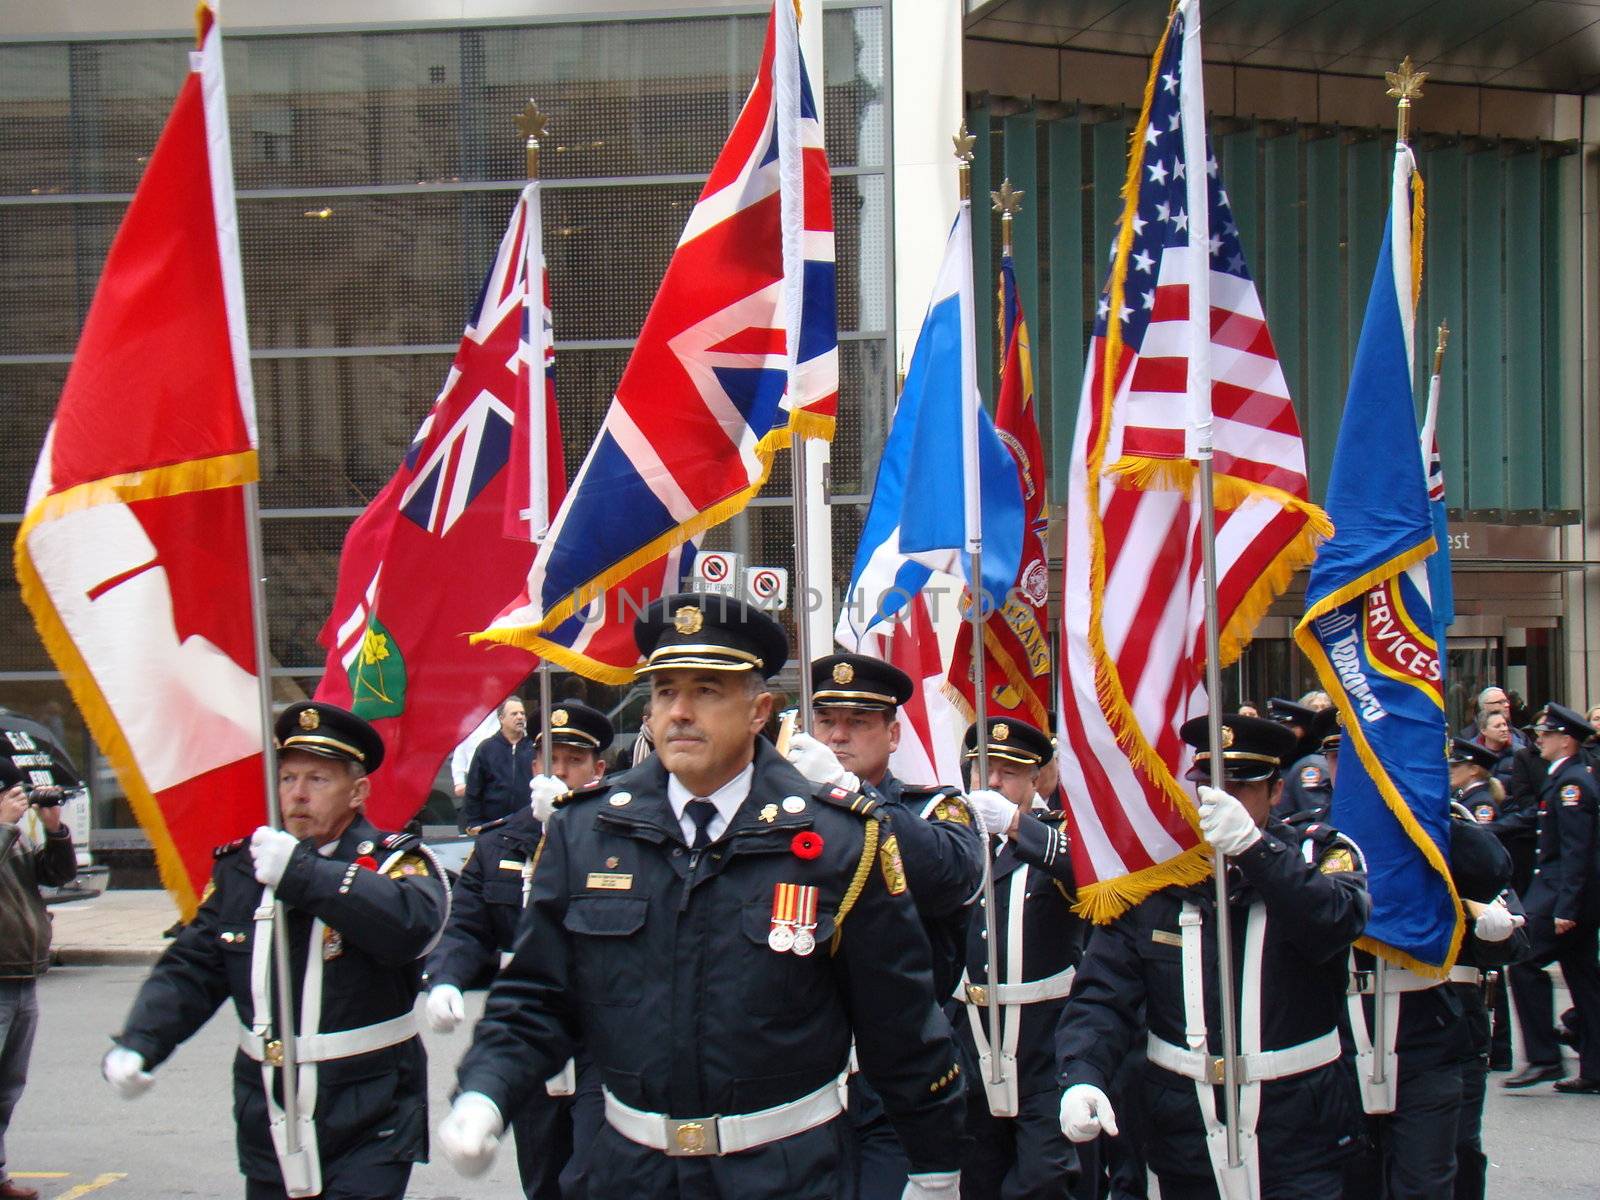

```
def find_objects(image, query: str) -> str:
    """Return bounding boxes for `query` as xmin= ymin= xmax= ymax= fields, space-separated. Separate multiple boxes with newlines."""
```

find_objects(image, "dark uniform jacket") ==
xmin=868 ymin=772 xmax=983 ymax=998
xmin=454 ymin=740 xmax=967 ymax=1196
xmin=1526 ymin=754 xmax=1600 ymax=924
xmin=464 ymin=732 xmax=535 ymax=830
xmin=1487 ymin=747 xmax=1543 ymax=894
xmin=114 ymin=817 xmax=448 ymax=1181
xmin=1271 ymin=753 xmax=1331 ymax=822
xmin=1456 ymin=778 xmax=1502 ymax=827
xmin=0 ymin=822 xmax=76 ymax=978
xmin=957 ymin=810 xmax=1085 ymax=1099
xmin=1057 ymin=819 xmax=1370 ymax=1183
xmin=427 ymin=807 xmax=542 ymax=990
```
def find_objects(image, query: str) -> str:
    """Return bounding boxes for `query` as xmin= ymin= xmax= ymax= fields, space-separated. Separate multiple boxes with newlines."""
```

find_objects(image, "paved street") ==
xmin=6 ymin=960 xmax=1599 ymax=1198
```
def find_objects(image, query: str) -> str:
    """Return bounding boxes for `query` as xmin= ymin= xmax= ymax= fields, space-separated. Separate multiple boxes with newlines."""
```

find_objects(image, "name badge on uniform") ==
xmin=770 ymin=881 xmax=819 ymax=957
xmin=586 ymin=872 xmax=633 ymax=890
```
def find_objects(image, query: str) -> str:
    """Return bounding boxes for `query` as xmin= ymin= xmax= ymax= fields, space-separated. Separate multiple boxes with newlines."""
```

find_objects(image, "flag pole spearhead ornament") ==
xmin=516 ymin=100 xmax=548 ymax=178
xmin=953 ymin=121 xmax=975 ymax=200
xmin=991 ymin=178 xmax=1023 ymax=253
xmin=1385 ymin=56 xmax=1428 ymax=144
xmin=1433 ymin=320 xmax=1450 ymax=375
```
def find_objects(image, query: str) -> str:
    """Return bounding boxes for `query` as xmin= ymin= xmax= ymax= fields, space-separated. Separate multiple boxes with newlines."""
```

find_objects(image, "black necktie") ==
xmin=686 ymin=799 xmax=718 ymax=850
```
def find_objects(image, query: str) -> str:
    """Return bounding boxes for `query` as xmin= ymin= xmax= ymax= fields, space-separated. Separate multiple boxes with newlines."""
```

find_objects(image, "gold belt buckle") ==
xmin=264 ymin=1038 xmax=285 ymax=1068
xmin=966 ymin=984 xmax=989 ymax=1007
xmin=664 ymin=1117 xmax=720 ymax=1156
xmin=1206 ymin=1056 xmax=1227 ymax=1085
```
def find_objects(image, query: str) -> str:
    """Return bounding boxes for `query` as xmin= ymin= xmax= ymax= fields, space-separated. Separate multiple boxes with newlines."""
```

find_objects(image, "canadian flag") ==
xmin=13 ymin=6 xmax=264 ymax=918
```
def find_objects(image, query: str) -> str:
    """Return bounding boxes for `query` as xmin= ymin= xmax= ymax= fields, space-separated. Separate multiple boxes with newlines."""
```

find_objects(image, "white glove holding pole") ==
xmin=426 ymin=984 xmax=466 ymax=1033
xmin=249 ymin=826 xmax=298 ymax=887
xmin=900 ymin=1172 xmax=961 ymax=1199
xmin=1197 ymin=785 xmax=1262 ymax=857
xmin=1059 ymin=1083 xmax=1119 ymax=1142
xmin=528 ymin=774 xmax=566 ymax=824
xmin=102 ymin=1046 xmax=154 ymax=1099
xmin=785 ymin=731 xmax=860 ymax=793
xmin=438 ymin=1092 xmax=505 ymax=1176
xmin=1473 ymin=898 xmax=1524 ymax=943
xmin=966 ymin=788 xmax=1019 ymax=838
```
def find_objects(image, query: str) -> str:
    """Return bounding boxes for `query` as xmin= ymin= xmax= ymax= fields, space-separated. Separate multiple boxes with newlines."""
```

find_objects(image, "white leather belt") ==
xmin=1449 ymin=965 xmax=1485 ymax=985
xmin=958 ymin=966 xmax=1076 ymax=1007
xmin=1147 ymin=1029 xmax=1341 ymax=1085
xmin=239 ymin=1012 xmax=417 ymax=1064
xmin=602 ymin=1071 xmax=846 ymax=1157
xmin=1347 ymin=964 xmax=1449 ymax=996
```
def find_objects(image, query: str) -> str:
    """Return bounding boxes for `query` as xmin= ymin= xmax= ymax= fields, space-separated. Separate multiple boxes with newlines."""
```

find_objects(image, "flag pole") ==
xmin=1174 ymin=0 xmax=1243 ymax=1171
xmin=955 ymin=125 xmax=1004 ymax=1087
xmin=517 ymin=100 xmax=558 ymax=763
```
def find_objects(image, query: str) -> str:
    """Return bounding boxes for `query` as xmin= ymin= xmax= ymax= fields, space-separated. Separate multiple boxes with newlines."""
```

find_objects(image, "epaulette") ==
xmin=474 ymin=815 xmax=511 ymax=834
xmin=814 ymin=781 xmax=878 ymax=819
xmin=1300 ymin=822 xmax=1366 ymax=875
xmin=1035 ymin=808 xmax=1069 ymax=827
xmin=552 ymin=779 xmax=610 ymax=810
xmin=213 ymin=837 xmax=248 ymax=859
xmin=899 ymin=783 xmax=959 ymax=801
xmin=378 ymin=830 xmax=421 ymax=852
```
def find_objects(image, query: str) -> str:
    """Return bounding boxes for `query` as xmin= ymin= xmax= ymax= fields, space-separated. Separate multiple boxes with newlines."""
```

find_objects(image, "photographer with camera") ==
xmin=0 ymin=757 xmax=75 ymax=1200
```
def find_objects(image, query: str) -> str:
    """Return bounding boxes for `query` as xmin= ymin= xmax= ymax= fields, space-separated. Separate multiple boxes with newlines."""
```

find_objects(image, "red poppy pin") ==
xmin=790 ymin=831 xmax=824 ymax=861
xmin=355 ymin=855 xmax=379 ymax=871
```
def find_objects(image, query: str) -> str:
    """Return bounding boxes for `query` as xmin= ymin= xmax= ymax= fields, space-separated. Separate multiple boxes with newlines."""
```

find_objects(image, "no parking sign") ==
xmin=690 ymin=551 xmax=742 ymax=596
xmin=745 ymin=566 xmax=788 ymax=610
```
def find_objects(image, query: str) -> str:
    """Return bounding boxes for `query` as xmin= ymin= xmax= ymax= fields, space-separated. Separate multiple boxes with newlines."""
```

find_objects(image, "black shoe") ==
xmin=1553 ymin=1076 xmax=1600 ymax=1094
xmin=1503 ymin=1063 xmax=1568 ymax=1088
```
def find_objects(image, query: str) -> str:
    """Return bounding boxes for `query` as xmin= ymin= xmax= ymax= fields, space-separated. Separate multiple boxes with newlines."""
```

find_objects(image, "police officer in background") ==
xmin=1058 ymin=714 xmax=1370 ymax=1199
xmin=438 ymin=595 xmax=968 ymax=1199
xmin=959 ymin=717 xmax=1090 ymax=1200
xmin=1505 ymin=702 xmax=1600 ymax=1093
xmin=425 ymin=698 xmax=614 ymax=1200
xmin=1451 ymin=739 xmax=1504 ymax=825
xmin=103 ymin=702 xmax=449 ymax=1199
xmin=783 ymin=653 xmax=983 ymax=1200
xmin=1265 ymin=698 xmax=1331 ymax=822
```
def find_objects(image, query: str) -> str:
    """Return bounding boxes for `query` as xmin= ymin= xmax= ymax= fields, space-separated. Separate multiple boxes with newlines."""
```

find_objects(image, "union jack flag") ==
xmin=478 ymin=0 xmax=836 ymax=662
xmin=1056 ymin=1 xmax=1330 ymax=921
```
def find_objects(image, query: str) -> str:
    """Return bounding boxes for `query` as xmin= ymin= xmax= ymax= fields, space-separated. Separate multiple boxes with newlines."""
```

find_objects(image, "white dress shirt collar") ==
xmin=667 ymin=762 xmax=755 ymax=846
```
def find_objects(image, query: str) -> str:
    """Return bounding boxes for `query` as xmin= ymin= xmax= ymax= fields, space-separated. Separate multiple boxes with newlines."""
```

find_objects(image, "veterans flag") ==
xmin=1295 ymin=143 xmax=1461 ymax=974
xmin=316 ymin=179 xmax=565 ymax=826
xmin=946 ymin=250 xmax=1053 ymax=730
xmin=1056 ymin=2 xmax=1330 ymax=920
xmin=14 ymin=8 xmax=263 ymax=918
xmin=478 ymin=0 xmax=837 ymax=654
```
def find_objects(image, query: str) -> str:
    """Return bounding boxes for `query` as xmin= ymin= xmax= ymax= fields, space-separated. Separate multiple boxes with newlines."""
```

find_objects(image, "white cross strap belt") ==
xmin=957 ymin=965 xmax=1076 ymax=1007
xmin=239 ymin=1012 xmax=418 ymax=1064
xmin=1146 ymin=1029 xmax=1340 ymax=1085
xmin=602 ymin=1071 xmax=847 ymax=1157
xmin=1347 ymin=964 xmax=1449 ymax=995
xmin=1448 ymin=965 xmax=1486 ymax=984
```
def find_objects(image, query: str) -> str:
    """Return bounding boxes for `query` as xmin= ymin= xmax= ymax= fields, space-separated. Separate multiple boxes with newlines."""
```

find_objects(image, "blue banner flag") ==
xmin=839 ymin=202 xmax=1024 ymax=639
xmin=1293 ymin=146 xmax=1462 ymax=975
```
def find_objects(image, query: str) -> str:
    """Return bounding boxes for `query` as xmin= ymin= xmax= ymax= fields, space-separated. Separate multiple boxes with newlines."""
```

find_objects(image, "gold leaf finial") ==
xmin=953 ymin=122 xmax=976 ymax=165
xmin=991 ymin=179 xmax=1024 ymax=217
xmin=1385 ymin=57 xmax=1427 ymax=142
xmin=515 ymin=100 xmax=549 ymax=144
xmin=1433 ymin=319 xmax=1450 ymax=375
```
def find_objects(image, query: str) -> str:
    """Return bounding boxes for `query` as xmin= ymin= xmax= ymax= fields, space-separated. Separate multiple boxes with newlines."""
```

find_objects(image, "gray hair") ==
xmin=1476 ymin=708 xmax=1505 ymax=734
xmin=497 ymin=696 xmax=526 ymax=718
xmin=1478 ymin=686 xmax=1506 ymax=703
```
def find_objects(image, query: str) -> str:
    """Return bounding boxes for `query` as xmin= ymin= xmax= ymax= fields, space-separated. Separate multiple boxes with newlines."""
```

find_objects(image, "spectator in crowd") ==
xmin=1587 ymin=704 xmax=1600 ymax=737
xmin=1458 ymin=687 xmax=1527 ymax=749
xmin=0 ymin=759 xmax=75 ymax=1200
xmin=450 ymin=710 xmax=499 ymax=799
xmin=1298 ymin=690 xmax=1332 ymax=711
xmin=462 ymin=697 xmax=534 ymax=832
xmin=1473 ymin=710 xmax=1519 ymax=778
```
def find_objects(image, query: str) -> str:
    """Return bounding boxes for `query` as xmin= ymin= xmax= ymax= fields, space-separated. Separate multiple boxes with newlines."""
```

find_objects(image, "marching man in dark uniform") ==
xmin=782 ymin=652 xmax=983 ymax=1199
xmin=102 ymin=702 xmax=449 ymax=1200
xmin=1264 ymin=698 xmax=1330 ymax=822
xmin=1057 ymin=714 xmax=1370 ymax=1200
xmin=1505 ymin=702 xmax=1600 ymax=1092
xmin=438 ymin=595 xmax=968 ymax=1199
xmin=425 ymin=697 xmax=614 ymax=1200
xmin=957 ymin=717 xmax=1089 ymax=1200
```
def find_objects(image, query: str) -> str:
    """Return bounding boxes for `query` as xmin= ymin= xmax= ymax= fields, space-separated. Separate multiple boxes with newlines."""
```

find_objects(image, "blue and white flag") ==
xmin=1418 ymin=348 xmax=1455 ymax=651
xmin=837 ymin=202 xmax=1024 ymax=645
xmin=1294 ymin=144 xmax=1461 ymax=975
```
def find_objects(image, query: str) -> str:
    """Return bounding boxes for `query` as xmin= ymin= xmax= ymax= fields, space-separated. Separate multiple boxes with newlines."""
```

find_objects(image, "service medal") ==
xmin=792 ymin=929 xmax=816 ymax=957
xmin=791 ymin=882 xmax=819 ymax=957
xmin=768 ymin=924 xmax=797 ymax=953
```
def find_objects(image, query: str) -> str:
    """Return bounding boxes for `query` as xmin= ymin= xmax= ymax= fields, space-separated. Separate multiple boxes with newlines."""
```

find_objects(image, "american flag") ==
xmin=1057 ymin=2 xmax=1330 ymax=921
xmin=479 ymin=0 xmax=835 ymax=660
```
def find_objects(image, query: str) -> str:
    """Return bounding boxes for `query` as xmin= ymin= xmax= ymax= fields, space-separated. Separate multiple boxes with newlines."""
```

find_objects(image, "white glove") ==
xmin=438 ymin=1091 xmax=505 ymax=1177
xmin=426 ymin=984 xmax=466 ymax=1033
xmin=102 ymin=1046 xmax=154 ymax=1099
xmin=1197 ymin=785 xmax=1262 ymax=857
xmin=529 ymin=774 xmax=566 ymax=824
xmin=966 ymin=788 xmax=1019 ymax=838
xmin=901 ymin=1172 xmax=960 ymax=1199
xmin=249 ymin=826 xmax=298 ymax=887
xmin=785 ymin=731 xmax=860 ymax=792
xmin=1059 ymin=1083 xmax=1119 ymax=1142
xmin=1473 ymin=899 xmax=1524 ymax=943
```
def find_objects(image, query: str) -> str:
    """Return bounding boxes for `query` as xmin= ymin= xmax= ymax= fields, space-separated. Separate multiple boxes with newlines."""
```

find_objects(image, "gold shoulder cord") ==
xmin=528 ymin=831 xmax=548 ymax=880
xmin=830 ymin=816 xmax=881 ymax=955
